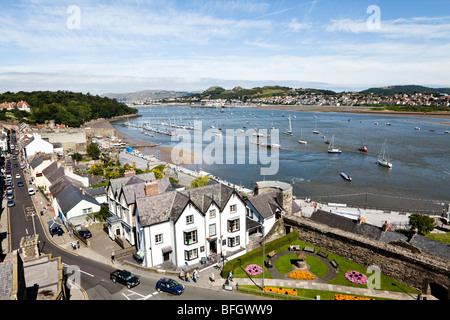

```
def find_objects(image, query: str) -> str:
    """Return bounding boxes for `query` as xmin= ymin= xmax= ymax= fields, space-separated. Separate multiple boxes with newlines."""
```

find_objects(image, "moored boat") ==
xmin=359 ymin=145 xmax=368 ymax=152
xmin=340 ymin=172 xmax=352 ymax=181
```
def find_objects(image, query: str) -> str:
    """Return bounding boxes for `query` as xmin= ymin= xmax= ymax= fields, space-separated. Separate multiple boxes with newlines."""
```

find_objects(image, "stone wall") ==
xmin=284 ymin=215 xmax=450 ymax=298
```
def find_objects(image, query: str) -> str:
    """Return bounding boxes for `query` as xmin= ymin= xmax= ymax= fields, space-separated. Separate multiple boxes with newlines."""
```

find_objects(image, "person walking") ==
xmin=228 ymin=270 xmax=233 ymax=282
xmin=179 ymin=269 xmax=185 ymax=281
xmin=210 ymin=272 xmax=215 ymax=283
xmin=185 ymin=271 xmax=190 ymax=282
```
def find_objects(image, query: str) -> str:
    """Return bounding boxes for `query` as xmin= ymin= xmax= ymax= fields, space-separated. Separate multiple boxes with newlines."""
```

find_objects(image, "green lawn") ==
xmin=227 ymin=233 xmax=419 ymax=296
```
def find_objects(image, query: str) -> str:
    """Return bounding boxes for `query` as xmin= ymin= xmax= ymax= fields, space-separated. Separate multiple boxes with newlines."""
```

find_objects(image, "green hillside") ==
xmin=0 ymin=90 xmax=138 ymax=127
xmin=360 ymin=85 xmax=450 ymax=95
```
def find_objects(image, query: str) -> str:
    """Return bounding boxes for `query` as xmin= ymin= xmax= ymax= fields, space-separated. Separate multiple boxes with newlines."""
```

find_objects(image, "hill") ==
xmin=187 ymin=86 xmax=336 ymax=101
xmin=0 ymin=90 xmax=137 ymax=127
xmin=360 ymin=85 xmax=450 ymax=95
xmin=102 ymin=90 xmax=196 ymax=102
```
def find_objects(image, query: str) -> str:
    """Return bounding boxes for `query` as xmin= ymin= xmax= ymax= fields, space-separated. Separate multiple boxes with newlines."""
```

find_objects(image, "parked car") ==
xmin=7 ymin=199 xmax=15 ymax=207
xmin=78 ymin=229 xmax=92 ymax=239
xmin=155 ymin=278 xmax=185 ymax=295
xmin=6 ymin=190 xmax=14 ymax=199
xmin=15 ymin=174 xmax=20 ymax=179
xmin=28 ymin=188 xmax=35 ymax=195
xmin=110 ymin=270 xmax=140 ymax=289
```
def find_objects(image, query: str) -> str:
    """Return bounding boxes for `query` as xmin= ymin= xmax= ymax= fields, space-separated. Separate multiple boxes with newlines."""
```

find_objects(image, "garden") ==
xmin=223 ymin=232 xmax=420 ymax=300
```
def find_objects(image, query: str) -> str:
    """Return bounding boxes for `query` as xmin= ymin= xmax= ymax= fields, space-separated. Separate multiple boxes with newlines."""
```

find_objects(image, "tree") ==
xmin=86 ymin=142 xmax=101 ymax=159
xmin=409 ymin=213 xmax=435 ymax=235
xmin=190 ymin=176 xmax=210 ymax=188
xmin=71 ymin=152 xmax=83 ymax=162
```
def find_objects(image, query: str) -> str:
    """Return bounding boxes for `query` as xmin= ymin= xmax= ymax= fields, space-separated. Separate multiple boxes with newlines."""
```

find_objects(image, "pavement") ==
xmin=0 ymin=165 xmax=426 ymax=301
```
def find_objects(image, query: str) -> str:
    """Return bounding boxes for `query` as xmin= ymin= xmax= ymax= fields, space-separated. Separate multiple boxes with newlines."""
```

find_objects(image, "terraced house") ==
xmin=134 ymin=182 xmax=247 ymax=269
xmin=105 ymin=172 xmax=172 ymax=247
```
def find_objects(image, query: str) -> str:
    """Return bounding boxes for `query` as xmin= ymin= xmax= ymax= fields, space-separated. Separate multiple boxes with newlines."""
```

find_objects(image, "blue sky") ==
xmin=1 ymin=0 xmax=449 ymax=94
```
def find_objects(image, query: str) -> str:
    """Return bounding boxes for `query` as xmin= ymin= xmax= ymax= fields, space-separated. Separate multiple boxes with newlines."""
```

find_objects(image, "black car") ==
xmin=78 ymin=229 xmax=92 ymax=239
xmin=155 ymin=278 xmax=185 ymax=295
xmin=17 ymin=181 xmax=24 ymax=187
xmin=110 ymin=270 xmax=140 ymax=289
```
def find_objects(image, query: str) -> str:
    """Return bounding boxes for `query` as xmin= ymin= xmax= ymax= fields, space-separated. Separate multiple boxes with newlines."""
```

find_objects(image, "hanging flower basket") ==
xmin=244 ymin=264 xmax=263 ymax=276
xmin=345 ymin=271 xmax=368 ymax=285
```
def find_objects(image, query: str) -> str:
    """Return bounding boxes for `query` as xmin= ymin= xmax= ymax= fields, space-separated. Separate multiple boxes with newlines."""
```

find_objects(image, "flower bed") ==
xmin=264 ymin=286 xmax=298 ymax=297
xmin=288 ymin=270 xmax=316 ymax=280
xmin=345 ymin=271 xmax=367 ymax=285
xmin=244 ymin=264 xmax=263 ymax=276
xmin=334 ymin=294 xmax=374 ymax=301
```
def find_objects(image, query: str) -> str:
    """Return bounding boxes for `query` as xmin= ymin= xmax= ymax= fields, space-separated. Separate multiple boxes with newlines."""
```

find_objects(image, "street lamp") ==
xmin=261 ymin=225 xmax=265 ymax=291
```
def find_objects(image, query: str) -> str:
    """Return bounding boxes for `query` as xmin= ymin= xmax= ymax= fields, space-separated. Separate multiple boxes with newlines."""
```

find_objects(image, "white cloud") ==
xmin=286 ymin=18 xmax=312 ymax=32
xmin=326 ymin=16 xmax=450 ymax=39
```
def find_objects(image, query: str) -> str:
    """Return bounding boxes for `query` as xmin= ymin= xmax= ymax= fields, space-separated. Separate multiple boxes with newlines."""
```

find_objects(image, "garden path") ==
xmin=267 ymin=250 xmax=338 ymax=283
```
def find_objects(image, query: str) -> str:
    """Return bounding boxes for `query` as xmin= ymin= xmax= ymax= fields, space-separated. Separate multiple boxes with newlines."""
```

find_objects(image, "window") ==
xmin=186 ymin=215 xmax=194 ymax=225
xmin=155 ymin=234 xmax=163 ymax=244
xmin=209 ymin=209 xmax=216 ymax=218
xmin=228 ymin=218 xmax=240 ymax=233
xmin=230 ymin=204 xmax=237 ymax=213
xmin=82 ymin=207 xmax=93 ymax=215
xmin=184 ymin=230 xmax=197 ymax=245
xmin=184 ymin=248 xmax=198 ymax=261
xmin=228 ymin=236 xmax=240 ymax=247
xmin=209 ymin=223 xmax=216 ymax=237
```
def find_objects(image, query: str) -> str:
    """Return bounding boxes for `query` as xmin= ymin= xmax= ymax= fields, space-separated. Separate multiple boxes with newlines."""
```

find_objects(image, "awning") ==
xmin=162 ymin=246 xmax=172 ymax=254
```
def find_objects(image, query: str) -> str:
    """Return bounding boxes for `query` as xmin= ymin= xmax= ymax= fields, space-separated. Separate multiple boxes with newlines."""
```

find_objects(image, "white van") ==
xmin=28 ymin=188 xmax=35 ymax=196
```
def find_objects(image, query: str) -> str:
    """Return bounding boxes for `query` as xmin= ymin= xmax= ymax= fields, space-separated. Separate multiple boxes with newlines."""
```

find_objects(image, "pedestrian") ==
xmin=185 ymin=271 xmax=190 ymax=282
xmin=228 ymin=270 xmax=233 ymax=282
xmin=210 ymin=272 xmax=215 ymax=283
xmin=77 ymin=240 xmax=80 ymax=249
xmin=111 ymin=252 xmax=115 ymax=264
xmin=179 ymin=269 xmax=185 ymax=281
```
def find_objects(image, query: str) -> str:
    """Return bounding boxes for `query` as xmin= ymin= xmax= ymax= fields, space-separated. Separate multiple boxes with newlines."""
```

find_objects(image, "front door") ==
xmin=209 ymin=239 xmax=217 ymax=254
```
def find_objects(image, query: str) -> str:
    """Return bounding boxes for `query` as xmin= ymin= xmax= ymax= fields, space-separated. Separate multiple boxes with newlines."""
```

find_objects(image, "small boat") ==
xmin=377 ymin=140 xmax=392 ymax=168
xmin=374 ymin=122 xmax=378 ymax=125
xmin=359 ymin=145 xmax=368 ymax=152
xmin=283 ymin=114 xmax=293 ymax=136
xmin=327 ymin=135 xmax=342 ymax=154
xmin=386 ymin=123 xmax=391 ymax=126
xmin=444 ymin=130 xmax=450 ymax=134
xmin=298 ymin=129 xmax=307 ymax=144
xmin=414 ymin=127 xmax=420 ymax=130
xmin=340 ymin=172 xmax=352 ymax=181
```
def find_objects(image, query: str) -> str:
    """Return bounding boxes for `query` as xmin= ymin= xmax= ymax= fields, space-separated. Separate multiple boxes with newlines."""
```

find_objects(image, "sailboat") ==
xmin=298 ymin=129 xmax=307 ymax=144
xmin=283 ymin=114 xmax=293 ymax=136
xmin=313 ymin=118 xmax=320 ymax=134
xmin=327 ymin=135 xmax=342 ymax=154
xmin=377 ymin=140 xmax=392 ymax=168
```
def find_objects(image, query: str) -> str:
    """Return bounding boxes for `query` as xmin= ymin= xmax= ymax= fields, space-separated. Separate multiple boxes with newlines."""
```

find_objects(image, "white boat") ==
xmin=327 ymin=135 xmax=342 ymax=154
xmin=283 ymin=114 xmax=293 ymax=136
xmin=298 ymin=129 xmax=307 ymax=144
xmin=444 ymin=130 xmax=450 ymax=134
xmin=377 ymin=140 xmax=393 ymax=168
xmin=313 ymin=118 xmax=320 ymax=134
xmin=414 ymin=127 xmax=420 ymax=130
xmin=340 ymin=172 xmax=352 ymax=181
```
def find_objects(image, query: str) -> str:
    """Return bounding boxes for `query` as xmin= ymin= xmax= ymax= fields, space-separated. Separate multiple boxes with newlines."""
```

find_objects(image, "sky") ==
xmin=1 ymin=0 xmax=450 ymax=94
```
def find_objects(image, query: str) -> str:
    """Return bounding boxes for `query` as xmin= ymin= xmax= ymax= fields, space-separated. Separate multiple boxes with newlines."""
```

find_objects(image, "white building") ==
xmin=134 ymin=182 xmax=247 ymax=268
xmin=22 ymin=133 xmax=54 ymax=158
xmin=245 ymin=190 xmax=284 ymax=237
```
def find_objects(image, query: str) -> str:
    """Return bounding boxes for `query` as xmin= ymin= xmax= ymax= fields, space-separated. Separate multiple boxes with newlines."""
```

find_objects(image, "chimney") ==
xmin=19 ymin=235 xmax=40 ymax=262
xmin=145 ymin=180 xmax=158 ymax=196
xmin=124 ymin=170 xmax=136 ymax=177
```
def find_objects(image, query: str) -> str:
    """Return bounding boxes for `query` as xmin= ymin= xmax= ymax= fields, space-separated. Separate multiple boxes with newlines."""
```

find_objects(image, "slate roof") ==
xmin=0 ymin=260 xmax=13 ymax=300
xmin=42 ymin=162 xmax=64 ymax=183
xmin=30 ymin=155 xmax=44 ymax=169
xmin=56 ymin=184 xmax=99 ymax=214
xmin=49 ymin=176 xmax=73 ymax=197
xmin=309 ymin=210 xmax=383 ymax=240
xmin=136 ymin=183 xmax=242 ymax=227
xmin=108 ymin=172 xmax=156 ymax=196
xmin=409 ymin=234 xmax=450 ymax=261
xmin=246 ymin=190 xmax=283 ymax=219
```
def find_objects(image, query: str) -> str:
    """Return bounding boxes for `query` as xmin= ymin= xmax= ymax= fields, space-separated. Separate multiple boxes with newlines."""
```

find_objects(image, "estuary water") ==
xmin=112 ymin=106 xmax=450 ymax=213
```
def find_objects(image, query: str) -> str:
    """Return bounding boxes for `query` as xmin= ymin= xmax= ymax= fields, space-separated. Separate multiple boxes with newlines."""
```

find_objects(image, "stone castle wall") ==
xmin=284 ymin=215 xmax=450 ymax=297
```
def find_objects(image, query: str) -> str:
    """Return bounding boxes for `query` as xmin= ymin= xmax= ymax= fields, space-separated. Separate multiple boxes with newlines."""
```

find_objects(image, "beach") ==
xmin=87 ymin=117 xmax=199 ymax=165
